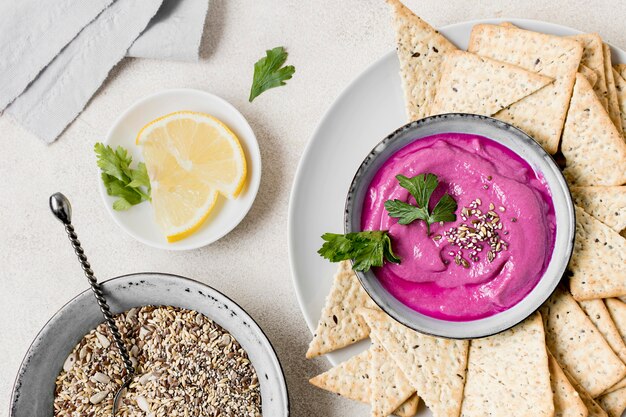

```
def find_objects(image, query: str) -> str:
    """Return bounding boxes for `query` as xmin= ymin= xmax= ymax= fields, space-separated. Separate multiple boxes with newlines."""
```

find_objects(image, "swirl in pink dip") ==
xmin=361 ymin=133 xmax=556 ymax=321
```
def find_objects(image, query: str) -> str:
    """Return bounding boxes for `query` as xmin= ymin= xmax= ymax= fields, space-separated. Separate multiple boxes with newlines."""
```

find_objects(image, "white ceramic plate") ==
xmin=288 ymin=16 xmax=626 ymax=398
xmin=100 ymin=89 xmax=261 ymax=251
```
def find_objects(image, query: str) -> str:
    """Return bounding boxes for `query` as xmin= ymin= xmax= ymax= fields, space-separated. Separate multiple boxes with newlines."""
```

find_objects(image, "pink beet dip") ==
xmin=361 ymin=133 xmax=556 ymax=321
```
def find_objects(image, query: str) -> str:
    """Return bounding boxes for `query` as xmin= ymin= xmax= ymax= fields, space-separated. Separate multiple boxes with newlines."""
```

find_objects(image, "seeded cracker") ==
xmin=616 ymin=64 xmax=626 ymax=81
xmin=370 ymin=340 xmax=416 ymax=417
xmin=570 ymin=186 xmax=626 ymax=233
xmin=431 ymin=50 xmax=553 ymax=116
xmin=306 ymin=261 xmax=378 ymax=358
xmin=561 ymin=74 xmax=626 ymax=186
xmin=308 ymin=345 xmax=419 ymax=417
xmin=568 ymin=206 xmax=626 ymax=300
xmin=386 ymin=0 xmax=457 ymax=121
xmin=569 ymin=34 xmax=609 ymax=109
xmin=547 ymin=351 xmax=589 ymax=417
xmin=468 ymin=24 xmax=583 ymax=154
xmin=613 ymin=68 xmax=626 ymax=138
xmin=563 ymin=366 xmax=609 ymax=417
xmin=460 ymin=312 xmax=554 ymax=417
xmin=606 ymin=299 xmax=626 ymax=346
xmin=602 ymin=43 xmax=623 ymax=132
xmin=580 ymin=65 xmax=599 ymax=87
xmin=539 ymin=287 xmax=626 ymax=397
xmin=597 ymin=387 xmax=626 ymax=417
xmin=359 ymin=307 xmax=469 ymax=417
xmin=578 ymin=299 xmax=626 ymax=393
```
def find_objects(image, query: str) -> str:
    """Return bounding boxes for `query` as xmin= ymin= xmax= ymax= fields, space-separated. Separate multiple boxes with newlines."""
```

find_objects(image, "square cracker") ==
xmin=569 ymin=34 xmax=609 ymax=108
xmin=468 ymin=24 xmax=583 ymax=154
xmin=613 ymin=68 xmax=626 ymax=138
xmin=386 ymin=0 xmax=457 ymax=121
xmin=561 ymin=74 xmax=626 ymax=186
xmin=570 ymin=186 xmax=626 ymax=234
xmin=306 ymin=261 xmax=378 ymax=358
xmin=578 ymin=299 xmax=626 ymax=393
xmin=309 ymin=345 xmax=418 ymax=417
xmin=547 ymin=351 xmax=589 ymax=417
xmin=539 ymin=286 xmax=626 ymax=397
xmin=602 ymin=44 xmax=623 ymax=132
xmin=562 ymin=366 xmax=609 ymax=417
xmin=568 ymin=206 xmax=626 ymax=300
xmin=597 ymin=387 xmax=626 ymax=417
xmin=359 ymin=308 xmax=469 ymax=417
xmin=370 ymin=340 xmax=416 ymax=417
xmin=431 ymin=50 xmax=553 ymax=116
xmin=461 ymin=312 xmax=554 ymax=417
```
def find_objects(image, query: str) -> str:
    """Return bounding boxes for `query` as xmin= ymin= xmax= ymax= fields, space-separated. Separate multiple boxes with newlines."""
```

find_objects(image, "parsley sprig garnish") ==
xmin=249 ymin=46 xmax=295 ymax=102
xmin=95 ymin=143 xmax=151 ymax=211
xmin=384 ymin=173 xmax=457 ymax=234
xmin=318 ymin=231 xmax=400 ymax=272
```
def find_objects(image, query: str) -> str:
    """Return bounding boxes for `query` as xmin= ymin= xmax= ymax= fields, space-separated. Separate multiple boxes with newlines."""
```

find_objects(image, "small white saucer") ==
xmin=99 ymin=89 xmax=261 ymax=251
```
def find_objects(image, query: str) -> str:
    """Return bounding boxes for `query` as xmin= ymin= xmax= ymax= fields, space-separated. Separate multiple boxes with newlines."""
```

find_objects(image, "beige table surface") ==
xmin=1 ymin=1 xmax=625 ymax=416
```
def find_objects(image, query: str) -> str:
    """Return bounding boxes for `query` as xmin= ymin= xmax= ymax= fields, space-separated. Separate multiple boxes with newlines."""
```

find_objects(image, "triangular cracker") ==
xmin=603 ymin=44 xmax=622 ymax=132
xmin=569 ymin=34 xmax=609 ymax=109
xmin=578 ymin=299 xmax=626 ymax=394
xmin=613 ymin=68 xmax=626 ymax=138
xmin=468 ymin=24 xmax=583 ymax=154
xmin=539 ymin=287 xmax=626 ymax=397
xmin=561 ymin=74 xmax=626 ymax=186
xmin=580 ymin=64 xmax=599 ymax=87
xmin=461 ymin=312 xmax=554 ymax=417
xmin=431 ymin=50 xmax=553 ymax=116
xmin=306 ymin=261 xmax=378 ymax=358
xmin=309 ymin=349 xmax=372 ymax=403
xmin=597 ymin=387 xmax=626 ymax=417
xmin=370 ymin=340 xmax=415 ymax=417
xmin=394 ymin=394 xmax=419 ymax=417
xmin=570 ymin=186 xmax=626 ymax=233
xmin=359 ymin=308 xmax=469 ymax=417
xmin=386 ymin=0 xmax=457 ymax=121
xmin=568 ymin=206 xmax=626 ymax=300
xmin=309 ymin=345 xmax=418 ymax=417
xmin=548 ymin=351 xmax=589 ymax=417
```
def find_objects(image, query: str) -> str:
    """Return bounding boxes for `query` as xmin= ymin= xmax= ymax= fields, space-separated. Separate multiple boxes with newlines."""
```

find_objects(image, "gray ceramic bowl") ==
xmin=10 ymin=273 xmax=289 ymax=417
xmin=345 ymin=113 xmax=575 ymax=339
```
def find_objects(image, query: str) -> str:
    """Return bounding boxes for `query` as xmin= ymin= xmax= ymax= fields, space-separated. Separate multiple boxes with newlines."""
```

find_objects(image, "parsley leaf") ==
xmin=385 ymin=173 xmax=457 ymax=234
xmin=249 ymin=46 xmax=295 ymax=102
xmin=95 ymin=143 xmax=151 ymax=211
xmin=318 ymin=231 xmax=400 ymax=272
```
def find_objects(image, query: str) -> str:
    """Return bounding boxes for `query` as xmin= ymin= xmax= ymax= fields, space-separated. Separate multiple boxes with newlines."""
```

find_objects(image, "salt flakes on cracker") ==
xmin=306 ymin=261 xmax=378 ymax=358
xmin=468 ymin=24 xmax=583 ymax=154
xmin=540 ymin=287 xmax=626 ymax=397
xmin=359 ymin=307 xmax=469 ymax=417
xmin=562 ymin=74 xmax=626 ymax=186
xmin=461 ymin=312 xmax=554 ymax=417
xmin=386 ymin=0 xmax=457 ymax=121
xmin=569 ymin=206 xmax=626 ymax=300
xmin=570 ymin=186 xmax=626 ymax=234
xmin=431 ymin=50 xmax=553 ymax=116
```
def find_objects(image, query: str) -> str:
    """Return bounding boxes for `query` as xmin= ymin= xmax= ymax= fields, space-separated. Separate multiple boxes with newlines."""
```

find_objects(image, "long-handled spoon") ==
xmin=50 ymin=192 xmax=134 ymax=416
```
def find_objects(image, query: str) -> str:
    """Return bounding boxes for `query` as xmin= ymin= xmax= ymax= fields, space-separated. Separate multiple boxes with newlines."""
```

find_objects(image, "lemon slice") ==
xmin=137 ymin=111 xmax=247 ymax=242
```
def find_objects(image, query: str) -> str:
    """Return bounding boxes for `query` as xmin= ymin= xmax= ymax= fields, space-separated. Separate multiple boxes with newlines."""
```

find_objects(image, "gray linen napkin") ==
xmin=0 ymin=0 xmax=113 ymax=111
xmin=128 ymin=0 xmax=210 ymax=62
xmin=6 ymin=0 xmax=164 ymax=143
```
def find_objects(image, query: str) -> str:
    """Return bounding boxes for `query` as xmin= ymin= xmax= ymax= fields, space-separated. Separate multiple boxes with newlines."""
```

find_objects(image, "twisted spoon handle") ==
xmin=49 ymin=193 xmax=135 ymax=378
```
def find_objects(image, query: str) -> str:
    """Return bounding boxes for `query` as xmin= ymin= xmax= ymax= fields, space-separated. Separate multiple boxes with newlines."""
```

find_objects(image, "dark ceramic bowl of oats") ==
xmin=10 ymin=273 xmax=289 ymax=417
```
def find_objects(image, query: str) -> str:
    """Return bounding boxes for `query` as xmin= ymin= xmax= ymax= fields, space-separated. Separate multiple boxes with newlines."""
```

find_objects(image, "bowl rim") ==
xmin=10 ymin=272 xmax=290 ymax=416
xmin=344 ymin=113 xmax=576 ymax=339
